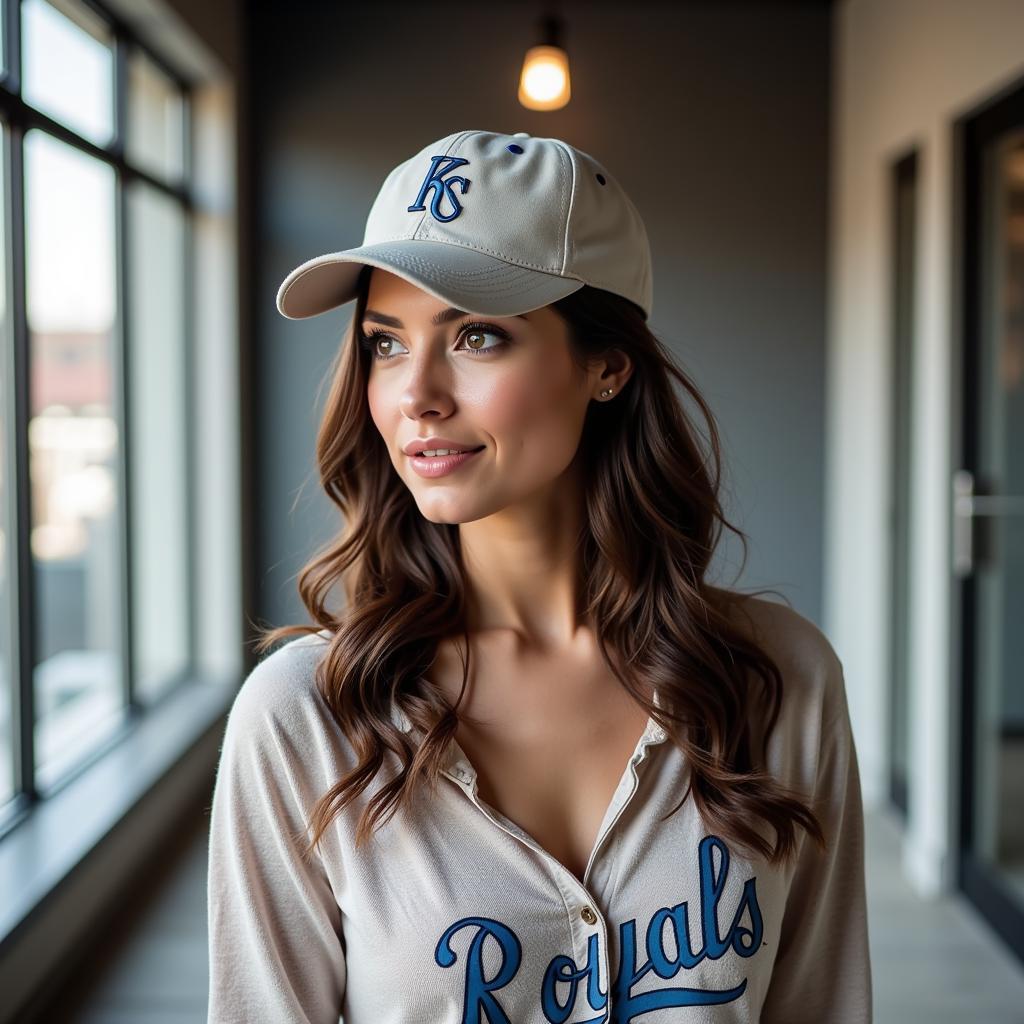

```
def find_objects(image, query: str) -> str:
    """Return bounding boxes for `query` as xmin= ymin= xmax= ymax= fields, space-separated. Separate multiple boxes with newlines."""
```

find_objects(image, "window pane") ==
xmin=25 ymin=130 xmax=123 ymax=790
xmin=23 ymin=0 xmax=114 ymax=148
xmin=128 ymin=49 xmax=185 ymax=184
xmin=127 ymin=181 xmax=189 ymax=702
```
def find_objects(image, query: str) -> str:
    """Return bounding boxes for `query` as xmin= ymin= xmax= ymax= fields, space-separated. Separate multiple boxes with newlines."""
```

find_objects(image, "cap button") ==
xmin=512 ymin=132 xmax=530 ymax=137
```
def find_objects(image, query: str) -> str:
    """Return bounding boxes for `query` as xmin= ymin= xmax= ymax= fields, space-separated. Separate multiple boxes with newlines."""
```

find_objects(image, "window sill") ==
xmin=0 ymin=672 xmax=238 ymax=1020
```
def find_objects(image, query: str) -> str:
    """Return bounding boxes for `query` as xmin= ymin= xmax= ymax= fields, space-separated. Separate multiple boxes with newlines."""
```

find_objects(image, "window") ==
xmin=0 ymin=0 xmax=198 ymax=819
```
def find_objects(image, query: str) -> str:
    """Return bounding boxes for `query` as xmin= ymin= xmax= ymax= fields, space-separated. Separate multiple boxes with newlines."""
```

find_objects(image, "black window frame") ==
xmin=0 ymin=0 xmax=197 ymax=837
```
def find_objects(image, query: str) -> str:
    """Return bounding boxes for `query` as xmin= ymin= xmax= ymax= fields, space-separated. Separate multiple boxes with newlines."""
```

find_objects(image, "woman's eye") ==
xmin=361 ymin=324 xmax=508 ymax=362
xmin=367 ymin=334 xmax=407 ymax=360
xmin=457 ymin=328 xmax=505 ymax=354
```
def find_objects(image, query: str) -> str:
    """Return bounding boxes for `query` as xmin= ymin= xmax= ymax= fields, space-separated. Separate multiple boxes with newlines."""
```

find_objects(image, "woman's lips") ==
xmin=408 ymin=446 xmax=485 ymax=478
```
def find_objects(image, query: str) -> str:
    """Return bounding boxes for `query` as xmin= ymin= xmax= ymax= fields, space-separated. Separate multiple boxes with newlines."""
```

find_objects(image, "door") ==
xmin=956 ymin=79 xmax=1024 ymax=963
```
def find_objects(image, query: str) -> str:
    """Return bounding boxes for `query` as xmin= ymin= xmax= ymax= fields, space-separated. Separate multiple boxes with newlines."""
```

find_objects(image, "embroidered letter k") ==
xmin=407 ymin=155 xmax=472 ymax=222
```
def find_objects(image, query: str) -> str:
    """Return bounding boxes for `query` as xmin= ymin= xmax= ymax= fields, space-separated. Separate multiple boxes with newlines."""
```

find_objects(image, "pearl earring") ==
xmin=600 ymin=388 xmax=614 ymax=398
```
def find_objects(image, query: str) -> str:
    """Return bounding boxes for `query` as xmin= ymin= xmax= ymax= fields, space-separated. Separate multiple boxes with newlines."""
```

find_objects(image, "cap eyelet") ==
xmin=507 ymin=143 xmax=524 ymax=155
xmin=595 ymin=173 xmax=607 ymax=185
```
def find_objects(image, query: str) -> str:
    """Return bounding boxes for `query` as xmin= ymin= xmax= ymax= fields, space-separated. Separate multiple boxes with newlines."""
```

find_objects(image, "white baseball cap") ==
xmin=275 ymin=128 xmax=653 ymax=322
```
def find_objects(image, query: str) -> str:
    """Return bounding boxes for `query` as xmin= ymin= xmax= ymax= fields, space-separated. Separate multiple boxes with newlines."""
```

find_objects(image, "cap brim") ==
xmin=275 ymin=239 xmax=586 ymax=320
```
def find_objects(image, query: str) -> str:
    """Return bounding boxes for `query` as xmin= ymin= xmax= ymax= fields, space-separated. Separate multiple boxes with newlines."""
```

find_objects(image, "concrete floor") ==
xmin=35 ymin=803 xmax=1024 ymax=1023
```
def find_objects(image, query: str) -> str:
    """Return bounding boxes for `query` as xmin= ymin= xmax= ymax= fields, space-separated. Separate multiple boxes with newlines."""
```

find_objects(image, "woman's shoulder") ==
xmin=213 ymin=630 xmax=357 ymax=857
xmin=223 ymin=628 xmax=335 ymax=746
xmin=715 ymin=588 xmax=848 ymax=732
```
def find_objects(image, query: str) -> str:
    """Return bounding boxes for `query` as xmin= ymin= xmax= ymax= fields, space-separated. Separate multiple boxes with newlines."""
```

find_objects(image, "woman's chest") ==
xmin=454 ymin=699 xmax=652 ymax=884
xmin=431 ymin=640 xmax=658 ymax=883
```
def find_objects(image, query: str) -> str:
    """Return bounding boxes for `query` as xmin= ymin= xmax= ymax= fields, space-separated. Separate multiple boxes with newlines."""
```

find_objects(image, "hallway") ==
xmin=37 ymin=804 xmax=1024 ymax=1023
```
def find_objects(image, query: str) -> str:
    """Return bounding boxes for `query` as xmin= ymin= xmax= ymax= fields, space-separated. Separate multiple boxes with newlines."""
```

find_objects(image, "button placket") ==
xmin=581 ymin=724 xmax=664 ymax=889
xmin=438 ymin=706 xmax=669 ymax=1020
xmin=553 ymin=869 xmax=610 ymax=1010
xmin=456 ymin=778 xmax=610 ymax=1002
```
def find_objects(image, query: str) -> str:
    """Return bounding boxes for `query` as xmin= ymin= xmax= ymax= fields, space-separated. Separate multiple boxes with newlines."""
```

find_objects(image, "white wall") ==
xmin=828 ymin=0 xmax=1024 ymax=894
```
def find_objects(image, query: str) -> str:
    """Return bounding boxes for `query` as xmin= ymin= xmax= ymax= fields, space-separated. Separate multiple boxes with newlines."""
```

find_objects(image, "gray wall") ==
xmin=249 ymin=0 xmax=831 ymax=631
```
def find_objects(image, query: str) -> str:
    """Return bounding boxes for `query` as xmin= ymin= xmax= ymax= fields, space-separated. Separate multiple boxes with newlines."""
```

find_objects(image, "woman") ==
xmin=207 ymin=129 xmax=872 ymax=1023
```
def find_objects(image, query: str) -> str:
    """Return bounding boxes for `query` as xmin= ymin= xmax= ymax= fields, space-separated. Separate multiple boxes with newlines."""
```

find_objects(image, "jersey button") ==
xmin=580 ymin=906 xmax=597 ymax=925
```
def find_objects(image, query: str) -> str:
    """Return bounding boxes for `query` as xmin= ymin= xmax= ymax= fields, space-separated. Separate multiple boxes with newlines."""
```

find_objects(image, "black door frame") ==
xmin=887 ymin=148 xmax=918 ymax=820
xmin=954 ymin=72 xmax=1024 ymax=967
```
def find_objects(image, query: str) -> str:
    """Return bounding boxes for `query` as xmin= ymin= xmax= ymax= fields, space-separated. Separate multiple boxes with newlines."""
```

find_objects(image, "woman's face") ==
xmin=362 ymin=268 xmax=599 ymax=524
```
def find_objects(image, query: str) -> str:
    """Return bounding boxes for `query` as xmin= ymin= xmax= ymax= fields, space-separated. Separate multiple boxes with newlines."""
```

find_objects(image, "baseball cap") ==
xmin=275 ymin=128 xmax=653 ymax=322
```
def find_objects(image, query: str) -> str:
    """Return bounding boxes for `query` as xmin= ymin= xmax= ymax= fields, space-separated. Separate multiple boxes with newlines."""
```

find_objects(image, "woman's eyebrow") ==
xmin=363 ymin=307 xmax=527 ymax=328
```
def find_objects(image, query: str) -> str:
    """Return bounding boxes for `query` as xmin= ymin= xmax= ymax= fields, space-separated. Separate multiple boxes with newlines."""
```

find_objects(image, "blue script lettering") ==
xmin=606 ymin=835 xmax=763 ymax=1022
xmin=435 ymin=916 xmax=522 ymax=1024
xmin=541 ymin=932 xmax=607 ymax=1022
xmin=435 ymin=834 xmax=763 ymax=1023
xmin=407 ymin=155 xmax=471 ymax=222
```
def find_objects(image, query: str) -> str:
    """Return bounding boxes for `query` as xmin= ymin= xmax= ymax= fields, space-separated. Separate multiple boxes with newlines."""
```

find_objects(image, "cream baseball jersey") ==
xmin=206 ymin=597 xmax=872 ymax=1023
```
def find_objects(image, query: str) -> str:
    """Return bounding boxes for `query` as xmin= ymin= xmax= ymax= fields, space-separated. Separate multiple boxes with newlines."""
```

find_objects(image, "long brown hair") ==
xmin=255 ymin=265 xmax=827 ymax=869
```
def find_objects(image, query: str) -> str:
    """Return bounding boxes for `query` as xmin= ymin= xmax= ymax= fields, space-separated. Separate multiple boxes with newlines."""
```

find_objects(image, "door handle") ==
xmin=952 ymin=469 xmax=1024 ymax=578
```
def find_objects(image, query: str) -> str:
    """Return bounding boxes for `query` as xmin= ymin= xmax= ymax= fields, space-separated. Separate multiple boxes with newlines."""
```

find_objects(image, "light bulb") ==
xmin=518 ymin=44 xmax=571 ymax=111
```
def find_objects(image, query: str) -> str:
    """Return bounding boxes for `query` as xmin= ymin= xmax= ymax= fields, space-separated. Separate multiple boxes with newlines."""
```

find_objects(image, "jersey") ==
xmin=206 ymin=596 xmax=872 ymax=1023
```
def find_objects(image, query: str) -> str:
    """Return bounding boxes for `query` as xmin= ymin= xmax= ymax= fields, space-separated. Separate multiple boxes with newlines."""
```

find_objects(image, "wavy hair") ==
xmin=255 ymin=264 xmax=827 ymax=869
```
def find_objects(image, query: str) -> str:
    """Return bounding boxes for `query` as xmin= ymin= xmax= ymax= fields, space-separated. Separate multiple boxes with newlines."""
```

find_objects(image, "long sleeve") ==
xmin=760 ymin=666 xmax=873 ymax=1023
xmin=206 ymin=664 xmax=346 ymax=1024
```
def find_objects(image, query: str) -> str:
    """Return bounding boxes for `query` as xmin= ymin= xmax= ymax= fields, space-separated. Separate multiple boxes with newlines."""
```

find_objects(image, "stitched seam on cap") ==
xmin=552 ymin=140 xmax=575 ymax=276
xmin=374 ymin=249 xmax=573 ymax=289
xmin=381 ymin=239 xmax=562 ymax=274
xmin=373 ymin=252 xmax=576 ymax=296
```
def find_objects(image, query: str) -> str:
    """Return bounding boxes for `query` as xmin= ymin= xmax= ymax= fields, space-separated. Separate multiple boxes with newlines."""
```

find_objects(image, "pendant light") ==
xmin=517 ymin=7 xmax=571 ymax=111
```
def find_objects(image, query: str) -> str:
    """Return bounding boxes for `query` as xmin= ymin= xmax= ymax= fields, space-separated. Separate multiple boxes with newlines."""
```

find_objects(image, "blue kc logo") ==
xmin=408 ymin=155 xmax=472 ymax=223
